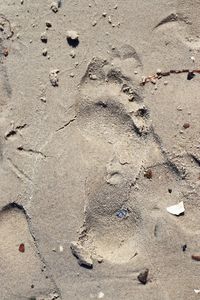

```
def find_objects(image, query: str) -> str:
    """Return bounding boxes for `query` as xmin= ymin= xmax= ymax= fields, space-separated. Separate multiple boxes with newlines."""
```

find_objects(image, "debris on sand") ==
xmin=144 ymin=169 xmax=153 ymax=179
xmin=46 ymin=21 xmax=52 ymax=28
xmin=19 ymin=243 xmax=25 ymax=253
xmin=3 ymin=48 xmax=9 ymax=57
xmin=108 ymin=16 xmax=112 ymax=24
xmin=194 ymin=289 xmax=200 ymax=294
xmin=183 ymin=123 xmax=190 ymax=129
xmin=187 ymin=72 xmax=195 ymax=80
xmin=66 ymin=31 xmax=79 ymax=47
xmin=92 ymin=20 xmax=97 ymax=26
xmin=49 ymin=69 xmax=59 ymax=87
xmin=42 ymin=48 xmax=48 ymax=56
xmin=116 ymin=208 xmax=128 ymax=219
xmin=70 ymin=50 xmax=76 ymax=58
xmin=166 ymin=201 xmax=185 ymax=216
xmin=51 ymin=2 xmax=59 ymax=13
xmin=142 ymin=67 xmax=200 ymax=85
xmin=191 ymin=254 xmax=200 ymax=261
xmin=137 ymin=268 xmax=149 ymax=284
xmin=40 ymin=32 xmax=48 ymax=43
xmin=70 ymin=241 xmax=93 ymax=268
xmin=98 ymin=292 xmax=105 ymax=299
xmin=182 ymin=244 xmax=187 ymax=252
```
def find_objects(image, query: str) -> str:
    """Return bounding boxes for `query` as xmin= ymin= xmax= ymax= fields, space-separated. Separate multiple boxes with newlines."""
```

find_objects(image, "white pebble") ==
xmin=67 ymin=30 xmax=79 ymax=40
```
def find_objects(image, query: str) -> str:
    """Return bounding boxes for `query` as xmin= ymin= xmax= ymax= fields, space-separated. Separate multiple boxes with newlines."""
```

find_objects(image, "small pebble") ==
xmin=102 ymin=12 xmax=107 ymax=17
xmin=70 ymin=50 xmax=76 ymax=58
xmin=183 ymin=123 xmax=190 ymax=129
xmin=21 ymin=0 xmax=24 ymax=4
xmin=134 ymin=70 xmax=138 ymax=74
xmin=70 ymin=73 xmax=75 ymax=77
xmin=29 ymin=40 xmax=32 ymax=43
xmin=190 ymin=56 xmax=195 ymax=62
xmin=42 ymin=48 xmax=48 ymax=56
xmin=51 ymin=2 xmax=58 ymax=13
xmin=137 ymin=268 xmax=149 ymax=284
xmin=3 ymin=48 xmax=9 ymax=57
xmin=92 ymin=20 xmax=97 ymax=26
xmin=67 ymin=31 xmax=79 ymax=47
xmin=177 ymin=106 xmax=182 ymax=111
xmin=108 ymin=16 xmax=112 ymax=24
xmin=164 ymin=80 xmax=168 ymax=85
xmin=46 ymin=21 xmax=52 ymax=28
xmin=144 ymin=169 xmax=153 ymax=179
xmin=156 ymin=68 xmax=162 ymax=74
xmin=40 ymin=97 xmax=46 ymax=103
xmin=19 ymin=243 xmax=25 ymax=253
xmin=151 ymin=78 xmax=156 ymax=84
xmin=40 ymin=32 xmax=47 ymax=43
xmin=49 ymin=69 xmax=59 ymax=87
xmin=70 ymin=241 xmax=93 ymax=268
xmin=114 ymin=4 xmax=118 ymax=9
xmin=89 ymin=74 xmax=97 ymax=80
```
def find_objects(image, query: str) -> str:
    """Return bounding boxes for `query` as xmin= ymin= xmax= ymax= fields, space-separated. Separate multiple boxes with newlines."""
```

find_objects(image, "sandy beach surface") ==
xmin=0 ymin=0 xmax=200 ymax=299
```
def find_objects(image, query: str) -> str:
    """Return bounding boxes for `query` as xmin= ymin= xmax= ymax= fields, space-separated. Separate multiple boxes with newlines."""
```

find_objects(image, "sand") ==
xmin=0 ymin=0 xmax=200 ymax=299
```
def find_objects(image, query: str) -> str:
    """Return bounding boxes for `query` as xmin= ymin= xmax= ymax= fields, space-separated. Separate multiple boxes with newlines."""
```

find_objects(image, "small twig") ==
xmin=140 ymin=68 xmax=198 ymax=86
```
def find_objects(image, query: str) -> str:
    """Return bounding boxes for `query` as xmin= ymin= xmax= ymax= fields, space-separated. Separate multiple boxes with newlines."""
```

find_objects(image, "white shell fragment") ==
xmin=98 ymin=291 xmax=105 ymax=299
xmin=166 ymin=201 xmax=185 ymax=216
xmin=194 ymin=289 xmax=200 ymax=294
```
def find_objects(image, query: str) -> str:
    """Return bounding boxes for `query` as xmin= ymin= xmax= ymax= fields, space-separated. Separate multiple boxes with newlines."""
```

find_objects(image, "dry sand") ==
xmin=0 ymin=0 xmax=200 ymax=299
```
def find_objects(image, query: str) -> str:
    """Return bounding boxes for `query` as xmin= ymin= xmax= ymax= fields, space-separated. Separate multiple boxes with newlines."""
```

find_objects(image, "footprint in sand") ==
xmin=0 ymin=203 xmax=60 ymax=300
xmin=72 ymin=46 xmax=190 ymax=265
xmin=153 ymin=1 xmax=200 ymax=49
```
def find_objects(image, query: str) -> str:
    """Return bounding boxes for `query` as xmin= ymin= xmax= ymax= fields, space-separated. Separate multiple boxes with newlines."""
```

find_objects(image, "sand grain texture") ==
xmin=0 ymin=0 xmax=200 ymax=299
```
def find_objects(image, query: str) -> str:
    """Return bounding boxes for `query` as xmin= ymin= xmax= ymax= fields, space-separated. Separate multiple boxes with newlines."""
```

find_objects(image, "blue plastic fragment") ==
xmin=116 ymin=209 xmax=128 ymax=219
